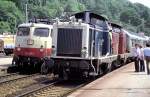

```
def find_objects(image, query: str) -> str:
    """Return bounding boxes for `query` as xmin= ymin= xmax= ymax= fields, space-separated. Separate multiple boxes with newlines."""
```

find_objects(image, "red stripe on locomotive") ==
xmin=14 ymin=47 xmax=51 ymax=58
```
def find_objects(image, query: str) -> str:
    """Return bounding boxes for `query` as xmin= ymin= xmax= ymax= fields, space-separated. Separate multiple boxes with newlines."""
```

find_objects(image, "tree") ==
xmin=1 ymin=0 xmax=150 ymax=35
xmin=0 ymin=0 xmax=24 ymax=33
xmin=64 ymin=0 xmax=86 ymax=12
xmin=0 ymin=21 xmax=11 ymax=34
xmin=120 ymin=9 xmax=141 ymax=26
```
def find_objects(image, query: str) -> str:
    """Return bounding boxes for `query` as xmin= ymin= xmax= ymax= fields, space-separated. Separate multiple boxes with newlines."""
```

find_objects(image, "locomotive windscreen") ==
xmin=34 ymin=28 xmax=49 ymax=37
xmin=17 ymin=27 xmax=30 ymax=36
xmin=57 ymin=28 xmax=82 ymax=57
xmin=74 ymin=11 xmax=108 ymax=26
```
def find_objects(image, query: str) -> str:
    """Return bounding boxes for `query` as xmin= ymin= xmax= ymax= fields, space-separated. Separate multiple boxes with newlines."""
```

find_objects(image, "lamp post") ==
xmin=25 ymin=3 xmax=28 ymax=23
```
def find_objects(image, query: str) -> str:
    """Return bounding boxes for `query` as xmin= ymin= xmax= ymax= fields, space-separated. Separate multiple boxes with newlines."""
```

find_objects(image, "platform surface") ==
xmin=68 ymin=63 xmax=150 ymax=97
xmin=0 ymin=53 xmax=12 ymax=69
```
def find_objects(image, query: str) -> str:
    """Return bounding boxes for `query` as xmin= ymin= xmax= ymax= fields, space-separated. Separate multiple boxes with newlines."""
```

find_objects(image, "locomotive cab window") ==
xmin=90 ymin=18 xmax=107 ymax=28
xmin=112 ymin=27 xmax=121 ymax=33
xmin=17 ymin=27 xmax=30 ymax=36
xmin=34 ymin=28 xmax=49 ymax=37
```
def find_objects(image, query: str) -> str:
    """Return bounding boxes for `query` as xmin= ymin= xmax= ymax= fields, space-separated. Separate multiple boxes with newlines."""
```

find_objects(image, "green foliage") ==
xmin=0 ymin=0 xmax=24 ymax=33
xmin=120 ymin=9 xmax=142 ymax=26
xmin=0 ymin=21 xmax=11 ymax=33
xmin=28 ymin=5 xmax=57 ymax=19
xmin=0 ymin=0 xmax=150 ymax=35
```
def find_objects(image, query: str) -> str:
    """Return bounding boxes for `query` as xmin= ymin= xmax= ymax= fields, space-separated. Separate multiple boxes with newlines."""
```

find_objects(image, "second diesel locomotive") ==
xmin=12 ymin=23 xmax=53 ymax=71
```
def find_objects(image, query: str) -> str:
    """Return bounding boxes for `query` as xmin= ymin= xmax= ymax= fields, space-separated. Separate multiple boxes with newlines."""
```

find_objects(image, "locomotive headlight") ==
xmin=81 ymin=47 xmax=88 ymax=58
xmin=17 ymin=47 xmax=21 ymax=51
xmin=40 ymin=49 xmax=44 ymax=52
xmin=40 ymin=45 xmax=44 ymax=52
xmin=16 ymin=44 xmax=21 ymax=51
xmin=52 ymin=45 xmax=56 ymax=55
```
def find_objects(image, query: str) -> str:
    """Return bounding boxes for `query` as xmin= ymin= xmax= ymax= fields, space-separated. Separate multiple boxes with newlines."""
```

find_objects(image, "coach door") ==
xmin=89 ymin=28 xmax=103 ymax=58
xmin=94 ymin=29 xmax=103 ymax=57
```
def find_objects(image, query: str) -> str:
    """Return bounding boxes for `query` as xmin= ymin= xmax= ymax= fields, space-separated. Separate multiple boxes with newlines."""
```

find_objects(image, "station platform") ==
xmin=0 ymin=54 xmax=12 ymax=73
xmin=68 ymin=63 xmax=150 ymax=97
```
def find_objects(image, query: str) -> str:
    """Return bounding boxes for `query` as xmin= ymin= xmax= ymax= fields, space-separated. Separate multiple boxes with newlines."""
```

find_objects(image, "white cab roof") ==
xmin=18 ymin=23 xmax=53 ymax=28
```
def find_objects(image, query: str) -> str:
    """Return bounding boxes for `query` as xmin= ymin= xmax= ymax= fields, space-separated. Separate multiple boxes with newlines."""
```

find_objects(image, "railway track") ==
xmin=0 ymin=73 xmax=53 ymax=97
xmin=15 ymin=80 xmax=87 ymax=97
xmin=0 ymin=73 xmax=39 ymax=85
xmin=0 ymin=73 xmax=18 ymax=78
xmin=0 ymin=73 xmax=25 ymax=83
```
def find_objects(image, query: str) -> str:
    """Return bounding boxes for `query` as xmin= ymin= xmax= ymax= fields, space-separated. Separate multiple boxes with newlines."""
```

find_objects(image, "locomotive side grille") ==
xmin=57 ymin=28 xmax=82 ymax=57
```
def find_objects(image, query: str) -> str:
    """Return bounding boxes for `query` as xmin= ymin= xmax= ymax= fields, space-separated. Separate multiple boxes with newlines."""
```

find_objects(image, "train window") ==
xmin=90 ymin=18 xmax=107 ymax=27
xmin=34 ymin=28 xmax=49 ymax=37
xmin=17 ymin=27 xmax=30 ymax=36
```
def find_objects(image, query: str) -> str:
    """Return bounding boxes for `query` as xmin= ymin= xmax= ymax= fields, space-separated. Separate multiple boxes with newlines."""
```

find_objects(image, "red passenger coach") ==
xmin=119 ymin=30 xmax=127 ymax=54
xmin=111 ymin=23 xmax=127 ymax=54
xmin=112 ymin=32 xmax=119 ymax=55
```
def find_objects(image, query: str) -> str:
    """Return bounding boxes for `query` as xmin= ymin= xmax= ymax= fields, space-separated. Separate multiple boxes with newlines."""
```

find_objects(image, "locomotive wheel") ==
xmin=41 ymin=62 xmax=49 ymax=74
xmin=98 ymin=66 xmax=103 ymax=76
xmin=116 ymin=60 xmax=121 ymax=67
xmin=63 ymin=69 xmax=68 ymax=80
xmin=112 ymin=61 xmax=118 ymax=69
xmin=8 ymin=57 xmax=21 ymax=73
xmin=126 ymin=58 xmax=131 ymax=64
xmin=5 ymin=51 xmax=9 ymax=56
xmin=12 ymin=58 xmax=16 ymax=66
xmin=107 ymin=63 xmax=112 ymax=72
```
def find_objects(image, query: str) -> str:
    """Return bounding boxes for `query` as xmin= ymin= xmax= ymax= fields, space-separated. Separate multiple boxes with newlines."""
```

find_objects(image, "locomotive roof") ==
xmin=110 ymin=22 xmax=122 ymax=28
xmin=18 ymin=23 xmax=53 ymax=28
xmin=74 ymin=11 xmax=108 ymax=21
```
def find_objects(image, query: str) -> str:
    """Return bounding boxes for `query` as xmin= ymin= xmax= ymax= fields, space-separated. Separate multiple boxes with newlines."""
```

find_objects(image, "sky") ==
xmin=129 ymin=0 xmax=150 ymax=8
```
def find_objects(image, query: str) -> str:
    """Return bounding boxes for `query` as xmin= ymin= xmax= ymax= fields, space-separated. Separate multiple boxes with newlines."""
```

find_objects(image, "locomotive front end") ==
xmin=12 ymin=23 xmax=52 ymax=72
xmin=47 ymin=11 xmax=111 ymax=80
xmin=52 ymin=22 xmax=89 ymax=58
xmin=51 ymin=20 xmax=93 ymax=78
